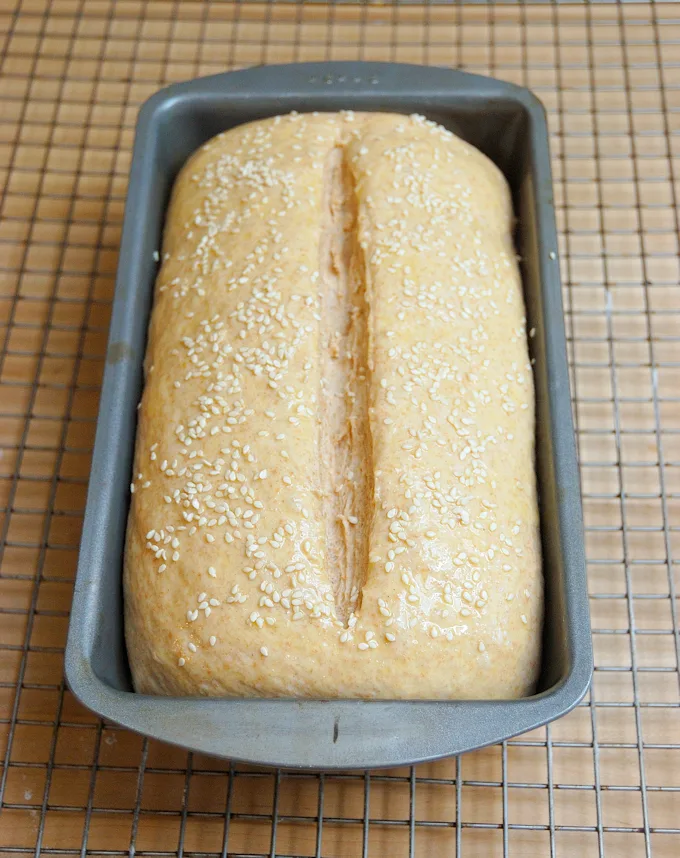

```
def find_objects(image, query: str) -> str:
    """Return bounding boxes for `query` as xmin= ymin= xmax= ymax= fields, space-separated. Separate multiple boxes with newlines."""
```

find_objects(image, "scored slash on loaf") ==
xmin=124 ymin=111 xmax=542 ymax=699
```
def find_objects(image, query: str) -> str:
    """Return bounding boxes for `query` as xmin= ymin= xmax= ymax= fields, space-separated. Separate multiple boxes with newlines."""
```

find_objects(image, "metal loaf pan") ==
xmin=65 ymin=62 xmax=592 ymax=770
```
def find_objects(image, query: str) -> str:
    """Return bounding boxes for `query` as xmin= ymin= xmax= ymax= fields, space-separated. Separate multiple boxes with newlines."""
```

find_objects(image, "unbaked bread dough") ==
xmin=124 ymin=112 xmax=542 ymax=699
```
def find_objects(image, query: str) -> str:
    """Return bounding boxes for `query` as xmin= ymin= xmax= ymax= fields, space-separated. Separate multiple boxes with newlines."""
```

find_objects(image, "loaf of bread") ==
xmin=124 ymin=112 xmax=542 ymax=699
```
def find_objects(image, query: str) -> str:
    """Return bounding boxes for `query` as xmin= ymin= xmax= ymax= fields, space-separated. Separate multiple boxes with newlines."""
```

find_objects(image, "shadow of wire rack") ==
xmin=0 ymin=1 xmax=679 ymax=857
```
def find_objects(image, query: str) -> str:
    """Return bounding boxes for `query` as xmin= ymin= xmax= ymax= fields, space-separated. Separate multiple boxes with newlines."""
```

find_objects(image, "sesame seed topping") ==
xmin=132 ymin=113 xmax=538 ymax=689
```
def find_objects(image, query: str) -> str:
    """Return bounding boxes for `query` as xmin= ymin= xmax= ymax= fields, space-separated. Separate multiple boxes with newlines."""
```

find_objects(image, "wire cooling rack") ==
xmin=0 ymin=1 xmax=679 ymax=856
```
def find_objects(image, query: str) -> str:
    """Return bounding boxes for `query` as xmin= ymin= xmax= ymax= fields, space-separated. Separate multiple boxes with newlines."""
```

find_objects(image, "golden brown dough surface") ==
xmin=124 ymin=112 xmax=542 ymax=698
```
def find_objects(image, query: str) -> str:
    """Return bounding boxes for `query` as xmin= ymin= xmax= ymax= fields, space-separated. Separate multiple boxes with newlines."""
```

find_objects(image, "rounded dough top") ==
xmin=124 ymin=111 xmax=542 ymax=699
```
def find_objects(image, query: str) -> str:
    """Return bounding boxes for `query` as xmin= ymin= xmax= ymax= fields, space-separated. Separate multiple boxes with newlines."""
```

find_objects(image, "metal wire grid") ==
xmin=0 ymin=0 xmax=679 ymax=856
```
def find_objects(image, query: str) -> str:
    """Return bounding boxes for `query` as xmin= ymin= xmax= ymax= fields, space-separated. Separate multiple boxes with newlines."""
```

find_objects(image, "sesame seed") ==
xmin=260 ymin=646 xmax=269 ymax=657
xmin=209 ymin=636 xmax=216 ymax=646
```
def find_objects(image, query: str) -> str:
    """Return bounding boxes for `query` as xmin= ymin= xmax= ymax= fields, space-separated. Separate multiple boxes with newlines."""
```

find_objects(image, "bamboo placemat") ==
xmin=0 ymin=2 xmax=679 ymax=856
